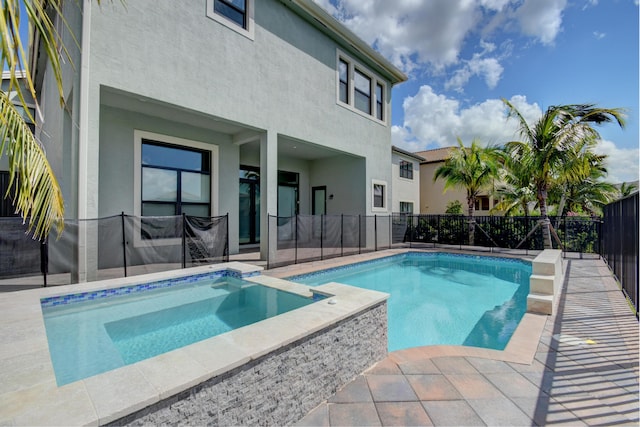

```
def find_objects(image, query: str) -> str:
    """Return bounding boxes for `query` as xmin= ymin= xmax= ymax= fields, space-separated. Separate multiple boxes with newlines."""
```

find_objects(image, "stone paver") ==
xmin=295 ymin=258 xmax=639 ymax=427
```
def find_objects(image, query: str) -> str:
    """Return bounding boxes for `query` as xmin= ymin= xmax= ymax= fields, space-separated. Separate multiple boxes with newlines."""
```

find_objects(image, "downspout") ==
xmin=77 ymin=0 xmax=92 ymax=282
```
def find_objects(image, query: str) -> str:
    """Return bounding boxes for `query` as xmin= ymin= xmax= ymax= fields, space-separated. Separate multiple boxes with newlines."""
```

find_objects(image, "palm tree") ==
xmin=434 ymin=137 xmax=499 ymax=245
xmin=503 ymin=99 xmax=626 ymax=248
xmin=492 ymin=147 xmax=537 ymax=216
xmin=619 ymin=182 xmax=638 ymax=198
xmin=1 ymin=0 xmax=72 ymax=238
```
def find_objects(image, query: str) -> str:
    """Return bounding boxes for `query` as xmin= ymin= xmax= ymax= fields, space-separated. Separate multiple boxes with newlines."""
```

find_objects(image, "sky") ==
xmin=313 ymin=0 xmax=639 ymax=184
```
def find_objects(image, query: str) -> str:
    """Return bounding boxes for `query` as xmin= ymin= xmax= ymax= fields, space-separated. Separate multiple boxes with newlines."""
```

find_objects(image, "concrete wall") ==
xmin=309 ymin=155 xmax=366 ymax=215
xmin=111 ymin=302 xmax=387 ymax=427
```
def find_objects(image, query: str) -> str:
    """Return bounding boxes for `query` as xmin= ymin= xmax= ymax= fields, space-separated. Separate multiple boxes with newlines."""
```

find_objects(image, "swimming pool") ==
xmin=41 ymin=271 xmax=321 ymax=386
xmin=289 ymin=252 xmax=531 ymax=351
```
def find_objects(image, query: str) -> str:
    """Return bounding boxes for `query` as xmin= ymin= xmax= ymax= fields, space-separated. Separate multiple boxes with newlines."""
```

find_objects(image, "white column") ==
xmin=259 ymin=131 xmax=278 ymax=260
xmin=77 ymin=0 xmax=99 ymax=282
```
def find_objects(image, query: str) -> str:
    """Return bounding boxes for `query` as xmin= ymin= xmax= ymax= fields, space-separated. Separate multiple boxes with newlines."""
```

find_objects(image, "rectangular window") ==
xmin=141 ymin=140 xmax=211 ymax=217
xmin=376 ymin=83 xmax=384 ymax=121
xmin=475 ymin=196 xmax=490 ymax=211
xmin=354 ymin=69 xmax=372 ymax=115
xmin=336 ymin=52 xmax=386 ymax=123
xmin=214 ymin=0 xmax=246 ymax=28
xmin=399 ymin=201 xmax=413 ymax=214
xmin=399 ymin=160 xmax=413 ymax=179
xmin=339 ymin=59 xmax=349 ymax=104
xmin=373 ymin=183 xmax=385 ymax=208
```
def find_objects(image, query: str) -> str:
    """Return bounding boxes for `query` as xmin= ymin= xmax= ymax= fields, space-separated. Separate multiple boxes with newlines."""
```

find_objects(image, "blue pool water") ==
xmin=289 ymin=252 xmax=531 ymax=352
xmin=41 ymin=275 xmax=317 ymax=386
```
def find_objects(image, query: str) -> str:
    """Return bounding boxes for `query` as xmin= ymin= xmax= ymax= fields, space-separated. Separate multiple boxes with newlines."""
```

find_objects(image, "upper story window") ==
xmin=399 ymin=160 xmax=413 ymax=180
xmin=375 ymin=83 xmax=384 ymax=121
xmin=339 ymin=59 xmax=349 ymax=104
xmin=354 ymin=69 xmax=371 ymax=115
xmin=337 ymin=51 xmax=387 ymax=124
xmin=207 ymin=0 xmax=254 ymax=40
xmin=214 ymin=0 xmax=246 ymax=28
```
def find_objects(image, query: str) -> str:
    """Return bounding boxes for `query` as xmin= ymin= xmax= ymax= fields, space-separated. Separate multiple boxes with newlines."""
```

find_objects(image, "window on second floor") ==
xmin=399 ymin=160 xmax=413 ymax=180
xmin=354 ymin=69 xmax=371 ymax=115
xmin=214 ymin=0 xmax=246 ymax=28
xmin=337 ymin=52 xmax=386 ymax=124
xmin=207 ymin=0 xmax=254 ymax=40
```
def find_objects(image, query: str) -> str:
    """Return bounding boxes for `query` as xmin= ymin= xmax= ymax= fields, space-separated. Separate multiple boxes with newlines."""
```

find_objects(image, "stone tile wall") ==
xmin=111 ymin=302 xmax=387 ymax=426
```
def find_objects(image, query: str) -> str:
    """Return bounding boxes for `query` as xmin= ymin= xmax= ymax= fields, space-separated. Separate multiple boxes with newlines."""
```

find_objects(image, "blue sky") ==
xmin=314 ymin=0 xmax=639 ymax=183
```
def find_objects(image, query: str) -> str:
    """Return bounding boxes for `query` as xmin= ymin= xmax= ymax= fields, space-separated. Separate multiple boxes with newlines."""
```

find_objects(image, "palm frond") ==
xmin=0 ymin=91 xmax=64 ymax=238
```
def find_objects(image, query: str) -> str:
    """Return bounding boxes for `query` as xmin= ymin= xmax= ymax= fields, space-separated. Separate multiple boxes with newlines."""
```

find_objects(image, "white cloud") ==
xmin=393 ymin=86 xmax=639 ymax=184
xmin=313 ymin=0 xmax=570 ymax=92
xmin=392 ymin=85 xmax=543 ymax=149
xmin=593 ymin=31 xmax=606 ymax=39
xmin=514 ymin=0 xmax=567 ymax=45
xmin=445 ymin=54 xmax=504 ymax=91
xmin=593 ymin=139 xmax=640 ymax=184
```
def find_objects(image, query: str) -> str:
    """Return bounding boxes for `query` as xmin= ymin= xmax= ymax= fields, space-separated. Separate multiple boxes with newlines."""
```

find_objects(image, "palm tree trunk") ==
xmin=467 ymin=197 xmax=475 ymax=246
xmin=538 ymin=191 xmax=553 ymax=249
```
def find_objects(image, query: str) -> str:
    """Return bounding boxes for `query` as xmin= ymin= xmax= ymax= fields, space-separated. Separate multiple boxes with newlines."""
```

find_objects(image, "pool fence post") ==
xmin=225 ymin=213 xmax=230 ymax=262
xmin=121 ymin=212 xmax=127 ymax=277
xmin=375 ymin=215 xmax=378 ymax=251
xmin=181 ymin=213 xmax=186 ymax=269
xmin=388 ymin=214 xmax=392 ymax=249
xmin=340 ymin=214 xmax=344 ymax=257
xmin=294 ymin=215 xmax=298 ymax=264
xmin=320 ymin=214 xmax=324 ymax=260
xmin=358 ymin=215 xmax=362 ymax=254
xmin=267 ymin=215 xmax=271 ymax=269
xmin=40 ymin=237 xmax=48 ymax=287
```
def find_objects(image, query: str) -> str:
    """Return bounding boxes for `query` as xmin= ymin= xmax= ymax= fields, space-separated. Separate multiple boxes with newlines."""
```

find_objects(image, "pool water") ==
xmin=289 ymin=253 xmax=531 ymax=351
xmin=42 ymin=276 xmax=317 ymax=386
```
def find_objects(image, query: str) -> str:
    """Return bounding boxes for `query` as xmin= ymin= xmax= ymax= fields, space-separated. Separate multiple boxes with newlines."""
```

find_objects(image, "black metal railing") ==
xmin=0 ymin=213 xmax=229 ymax=288
xmin=267 ymin=214 xmax=601 ymax=269
xmin=601 ymin=193 xmax=639 ymax=317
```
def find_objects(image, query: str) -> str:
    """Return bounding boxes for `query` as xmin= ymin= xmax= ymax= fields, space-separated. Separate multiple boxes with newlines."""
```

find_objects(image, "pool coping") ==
xmin=0 ymin=262 xmax=389 ymax=426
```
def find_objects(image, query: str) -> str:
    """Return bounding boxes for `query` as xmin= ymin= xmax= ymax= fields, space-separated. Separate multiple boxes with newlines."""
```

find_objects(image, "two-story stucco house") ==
xmin=31 ymin=0 xmax=406 ymax=278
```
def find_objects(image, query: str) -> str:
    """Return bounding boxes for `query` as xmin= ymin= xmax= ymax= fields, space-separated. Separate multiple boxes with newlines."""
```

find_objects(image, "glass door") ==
xmin=239 ymin=167 xmax=260 ymax=245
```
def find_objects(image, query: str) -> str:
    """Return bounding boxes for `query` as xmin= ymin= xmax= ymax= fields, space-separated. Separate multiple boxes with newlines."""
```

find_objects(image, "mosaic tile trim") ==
xmin=40 ymin=269 xmax=261 ymax=309
xmin=286 ymin=251 xmax=530 ymax=282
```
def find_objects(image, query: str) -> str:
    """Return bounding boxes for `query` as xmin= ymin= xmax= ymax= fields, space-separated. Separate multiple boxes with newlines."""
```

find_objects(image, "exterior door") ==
xmin=239 ymin=167 xmax=260 ymax=244
xmin=312 ymin=186 xmax=327 ymax=215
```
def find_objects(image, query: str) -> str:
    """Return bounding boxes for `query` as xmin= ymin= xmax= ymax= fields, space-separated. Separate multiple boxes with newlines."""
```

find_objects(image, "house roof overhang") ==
xmin=279 ymin=0 xmax=407 ymax=86
xmin=392 ymin=145 xmax=425 ymax=162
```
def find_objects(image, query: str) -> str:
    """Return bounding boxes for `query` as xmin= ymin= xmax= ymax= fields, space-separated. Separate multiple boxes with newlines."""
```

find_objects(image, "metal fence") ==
xmin=0 ymin=213 xmax=229 ymax=289
xmin=601 ymin=193 xmax=639 ymax=317
xmin=267 ymin=214 xmax=601 ymax=269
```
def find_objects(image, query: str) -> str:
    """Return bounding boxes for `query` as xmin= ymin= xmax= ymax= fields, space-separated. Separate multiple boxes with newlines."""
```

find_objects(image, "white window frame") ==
xmin=133 ymin=130 xmax=219 ymax=247
xmin=336 ymin=50 xmax=387 ymax=125
xmin=399 ymin=201 xmax=415 ymax=214
xmin=206 ymin=0 xmax=255 ymax=41
xmin=371 ymin=179 xmax=388 ymax=212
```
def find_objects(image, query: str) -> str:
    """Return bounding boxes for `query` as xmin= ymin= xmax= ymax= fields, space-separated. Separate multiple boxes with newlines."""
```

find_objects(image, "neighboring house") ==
xmin=391 ymin=146 xmax=423 ymax=214
xmin=31 ymin=0 xmax=406 ymax=277
xmin=0 ymin=71 xmax=36 ymax=217
xmin=415 ymin=147 xmax=498 ymax=215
